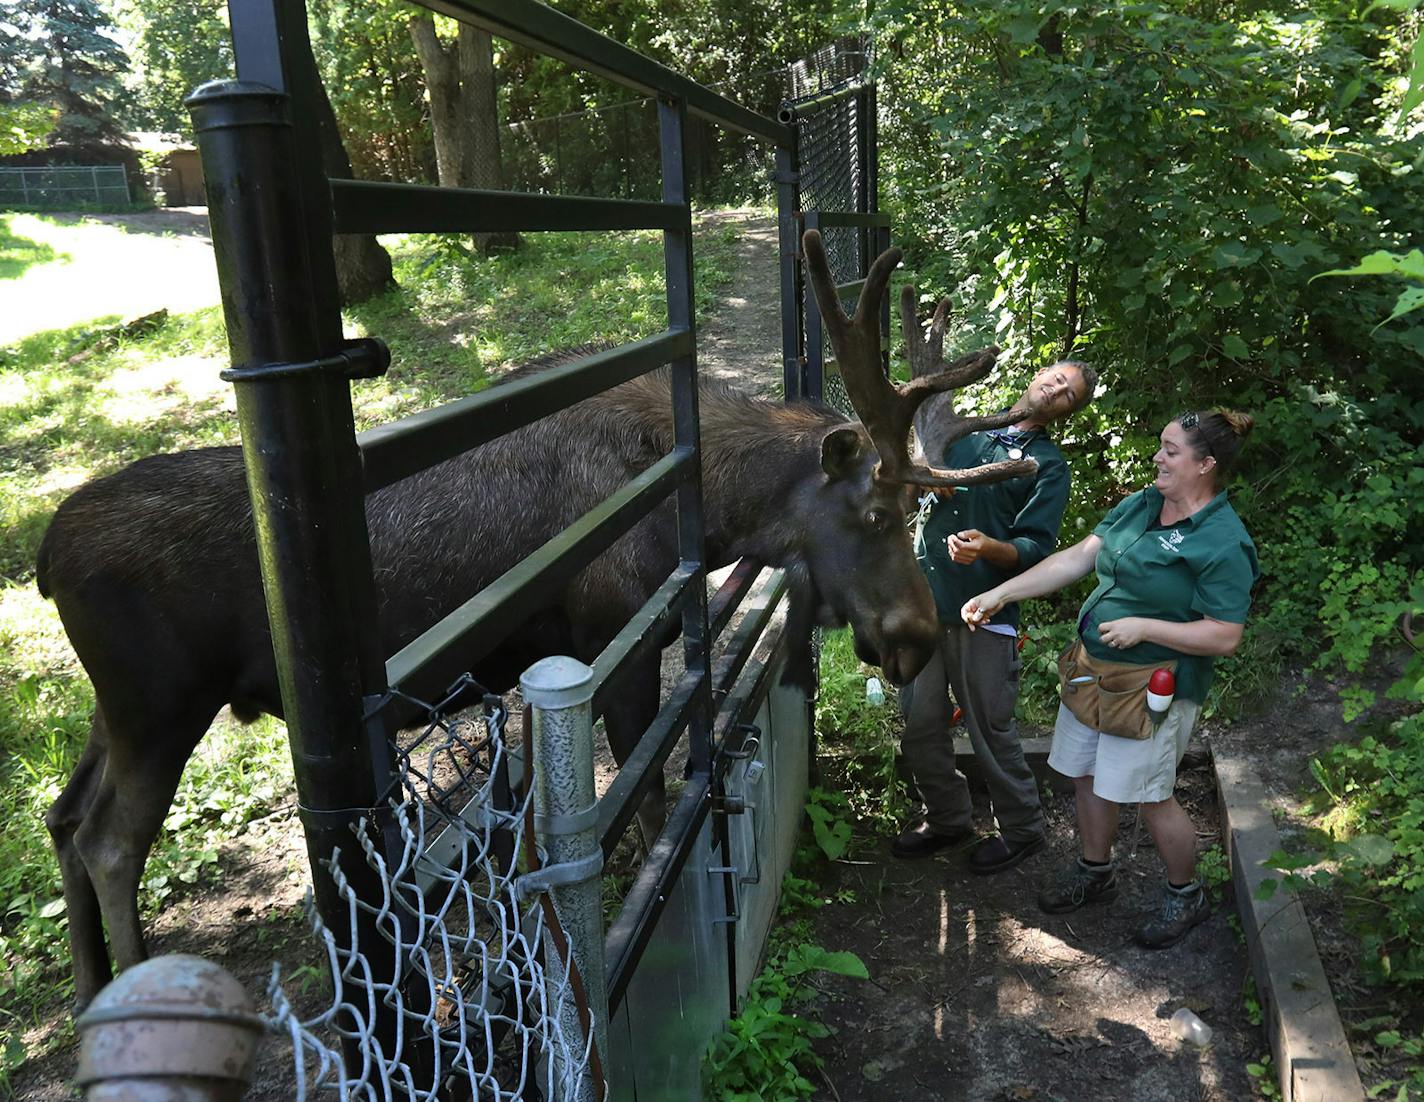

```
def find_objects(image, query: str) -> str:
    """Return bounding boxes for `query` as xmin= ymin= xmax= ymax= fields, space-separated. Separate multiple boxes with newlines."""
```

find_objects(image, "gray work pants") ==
xmin=899 ymin=625 xmax=1045 ymax=843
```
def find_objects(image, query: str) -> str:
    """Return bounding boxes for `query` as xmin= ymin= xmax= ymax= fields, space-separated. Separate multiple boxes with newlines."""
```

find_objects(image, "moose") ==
xmin=36 ymin=230 xmax=1042 ymax=1007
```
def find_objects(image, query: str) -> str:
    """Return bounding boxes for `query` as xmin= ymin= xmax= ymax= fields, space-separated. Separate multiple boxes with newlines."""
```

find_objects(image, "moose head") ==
xmin=793 ymin=229 xmax=1042 ymax=685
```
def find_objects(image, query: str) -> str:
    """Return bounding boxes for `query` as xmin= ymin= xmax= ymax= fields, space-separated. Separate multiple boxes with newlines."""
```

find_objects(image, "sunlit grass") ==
xmin=0 ymin=213 xmax=221 ymax=346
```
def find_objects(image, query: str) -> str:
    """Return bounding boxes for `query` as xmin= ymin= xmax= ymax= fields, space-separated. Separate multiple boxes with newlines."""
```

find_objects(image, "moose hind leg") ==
xmin=73 ymin=707 xmax=207 ymax=979
xmin=45 ymin=729 xmax=110 ymax=1009
xmin=602 ymin=657 xmax=667 ymax=847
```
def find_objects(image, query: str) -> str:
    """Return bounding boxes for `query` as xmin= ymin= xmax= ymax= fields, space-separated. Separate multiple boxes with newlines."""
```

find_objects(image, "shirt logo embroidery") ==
xmin=1156 ymin=528 xmax=1185 ymax=554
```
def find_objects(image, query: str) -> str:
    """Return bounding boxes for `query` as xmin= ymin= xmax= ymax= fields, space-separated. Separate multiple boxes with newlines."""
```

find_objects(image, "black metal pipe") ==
xmin=331 ymin=179 xmax=684 ymax=235
xmin=659 ymin=95 xmax=715 ymax=782
xmin=777 ymin=81 xmax=871 ymax=124
xmin=774 ymin=134 xmax=803 ymax=402
xmin=187 ymin=78 xmax=409 ymax=1081
xmin=421 ymin=0 xmax=792 ymax=145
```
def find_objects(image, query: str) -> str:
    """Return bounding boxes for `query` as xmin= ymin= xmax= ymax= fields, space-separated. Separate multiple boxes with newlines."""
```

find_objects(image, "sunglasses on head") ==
xmin=1175 ymin=411 xmax=1214 ymax=457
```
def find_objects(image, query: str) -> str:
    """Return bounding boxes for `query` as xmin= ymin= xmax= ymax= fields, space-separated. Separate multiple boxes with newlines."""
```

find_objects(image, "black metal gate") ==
xmin=190 ymin=2 xmax=879 ymax=1096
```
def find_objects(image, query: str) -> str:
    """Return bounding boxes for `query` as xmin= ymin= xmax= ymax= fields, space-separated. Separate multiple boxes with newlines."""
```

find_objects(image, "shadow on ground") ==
xmin=803 ymin=744 xmax=1260 ymax=1101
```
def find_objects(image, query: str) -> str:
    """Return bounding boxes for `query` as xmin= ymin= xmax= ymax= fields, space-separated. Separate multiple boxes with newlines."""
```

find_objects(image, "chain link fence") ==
xmin=264 ymin=677 xmax=599 ymax=1100
xmin=0 ymin=165 xmax=130 ymax=208
xmin=787 ymin=38 xmax=874 ymax=414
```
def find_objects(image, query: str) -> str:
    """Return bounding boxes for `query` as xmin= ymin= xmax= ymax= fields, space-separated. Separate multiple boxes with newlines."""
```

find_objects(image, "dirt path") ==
xmin=690 ymin=208 xmax=784 ymax=398
xmin=0 ymin=208 xmax=220 ymax=347
xmin=803 ymin=738 xmax=1258 ymax=1101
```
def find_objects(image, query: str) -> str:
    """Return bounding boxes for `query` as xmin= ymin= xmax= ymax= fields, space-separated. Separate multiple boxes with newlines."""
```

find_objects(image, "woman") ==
xmin=961 ymin=410 xmax=1258 ymax=948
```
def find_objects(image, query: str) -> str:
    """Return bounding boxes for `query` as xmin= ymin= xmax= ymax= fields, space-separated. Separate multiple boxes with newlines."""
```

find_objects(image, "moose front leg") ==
xmin=600 ymin=655 xmax=667 ymax=848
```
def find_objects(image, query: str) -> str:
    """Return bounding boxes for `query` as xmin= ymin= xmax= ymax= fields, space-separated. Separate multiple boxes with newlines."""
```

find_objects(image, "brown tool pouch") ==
xmin=1057 ymin=638 xmax=1177 ymax=741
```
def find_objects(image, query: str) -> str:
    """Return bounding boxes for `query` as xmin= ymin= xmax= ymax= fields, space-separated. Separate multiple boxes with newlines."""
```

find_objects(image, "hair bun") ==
xmin=1219 ymin=409 xmax=1254 ymax=438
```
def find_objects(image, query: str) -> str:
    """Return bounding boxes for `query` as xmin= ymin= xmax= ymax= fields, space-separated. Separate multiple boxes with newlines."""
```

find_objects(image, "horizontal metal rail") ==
xmin=804 ymin=210 xmax=890 ymax=229
xmin=358 ymin=330 xmax=693 ymax=492
xmin=383 ymin=448 xmax=693 ymax=707
xmin=777 ymin=81 xmax=870 ymax=123
xmin=417 ymin=0 xmax=792 ymax=146
xmin=590 ymin=564 xmax=699 ymax=722
xmin=708 ymin=570 xmax=789 ymax=717
xmin=707 ymin=558 xmax=763 ymax=644
xmin=712 ymin=595 xmax=793 ymax=755
xmin=596 ymin=666 xmax=703 ymax=857
xmin=331 ymin=179 xmax=684 ymax=235
xmin=605 ymin=768 xmax=712 ymax=1012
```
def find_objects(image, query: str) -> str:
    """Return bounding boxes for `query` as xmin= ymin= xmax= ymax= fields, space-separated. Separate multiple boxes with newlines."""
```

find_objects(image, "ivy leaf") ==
xmin=1254 ymin=879 xmax=1279 ymax=902
xmin=783 ymin=945 xmax=869 ymax=979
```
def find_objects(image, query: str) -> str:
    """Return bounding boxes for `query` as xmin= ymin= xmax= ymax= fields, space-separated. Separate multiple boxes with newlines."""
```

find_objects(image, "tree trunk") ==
xmin=409 ymin=13 xmax=519 ymax=255
xmin=304 ymin=24 xmax=395 ymax=305
xmin=1061 ymin=173 xmax=1092 ymax=359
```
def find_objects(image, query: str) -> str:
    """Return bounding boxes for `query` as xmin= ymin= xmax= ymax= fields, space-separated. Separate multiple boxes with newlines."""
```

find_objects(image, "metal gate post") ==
xmin=520 ymin=657 xmax=607 ymax=1102
xmin=658 ymin=93 xmax=715 ymax=776
xmin=187 ymin=79 xmax=407 ymax=1081
xmin=774 ymin=117 xmax=803 ymax=402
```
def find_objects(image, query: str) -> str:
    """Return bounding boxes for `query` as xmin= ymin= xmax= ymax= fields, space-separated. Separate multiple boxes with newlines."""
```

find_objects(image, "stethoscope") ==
xmin=985 ymin=427 xmax=1033 ymax=461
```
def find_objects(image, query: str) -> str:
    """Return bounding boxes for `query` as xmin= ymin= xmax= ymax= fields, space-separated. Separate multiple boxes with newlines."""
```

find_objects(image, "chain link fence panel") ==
xmin=0 ymin=165 xmax=131 ymax=208
xmin=264 ymin=678 xmax=598 ymax=1100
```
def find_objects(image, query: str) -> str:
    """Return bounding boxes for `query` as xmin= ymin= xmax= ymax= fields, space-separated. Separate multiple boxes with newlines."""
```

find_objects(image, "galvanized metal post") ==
xmin=74 ymin=954 xmax=263 ymax=1101
xmin=521 ymin=657 xmax=607 ymax=1102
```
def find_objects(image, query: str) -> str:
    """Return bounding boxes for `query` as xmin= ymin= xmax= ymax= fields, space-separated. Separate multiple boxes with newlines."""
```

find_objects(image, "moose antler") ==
xmin=802 ymin=228 xmax=1040 ymax=489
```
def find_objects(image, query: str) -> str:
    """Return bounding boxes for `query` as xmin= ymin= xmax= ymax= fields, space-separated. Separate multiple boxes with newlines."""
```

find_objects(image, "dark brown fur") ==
xmin=36 ymin=362 xmax=941 ymax=1007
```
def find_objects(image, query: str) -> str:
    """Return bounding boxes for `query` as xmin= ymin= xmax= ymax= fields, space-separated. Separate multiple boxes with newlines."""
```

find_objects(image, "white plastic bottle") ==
xmin=865 ymin=677 xmax=885 ymax=707
xmin=1170 ymin=1007 xmax=1213 ymax=1047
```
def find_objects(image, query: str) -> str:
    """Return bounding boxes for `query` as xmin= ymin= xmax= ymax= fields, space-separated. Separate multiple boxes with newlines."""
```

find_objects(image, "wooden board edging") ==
xmin=1213 ymin=750 xmax=1365 ymax=1102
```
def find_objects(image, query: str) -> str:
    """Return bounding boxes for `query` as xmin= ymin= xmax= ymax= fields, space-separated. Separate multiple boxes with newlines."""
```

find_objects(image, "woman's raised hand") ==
xmin=961 ymin=591 xmax=1004 ymax=630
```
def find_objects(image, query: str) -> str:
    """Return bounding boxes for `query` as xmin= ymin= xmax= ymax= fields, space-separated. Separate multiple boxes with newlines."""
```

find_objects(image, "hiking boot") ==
xmin=891 ymin=821 xmax=974 ymax=860
xmin=968 ymin=832 xmax=1046 ymax=875
xmin=1137 ymin=881 xmax=1211 ymax=949
xmin=1037 ymin=857 xmax=1119 ymax=914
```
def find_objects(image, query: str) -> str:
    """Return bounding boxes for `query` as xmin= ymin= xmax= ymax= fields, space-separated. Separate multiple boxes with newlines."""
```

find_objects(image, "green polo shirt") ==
xmin=1076 ymin=486 xmax=1259 ymax=704
xmin=919 ymin=426 xmax=1070 ymax=631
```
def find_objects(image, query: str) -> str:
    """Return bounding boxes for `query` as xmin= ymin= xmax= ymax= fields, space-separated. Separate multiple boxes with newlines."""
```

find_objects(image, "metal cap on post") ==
xmin=520 ymin=656 xmax=607 ymax=1102
xmin=75 ymin=954 xmax=263 ymax=1100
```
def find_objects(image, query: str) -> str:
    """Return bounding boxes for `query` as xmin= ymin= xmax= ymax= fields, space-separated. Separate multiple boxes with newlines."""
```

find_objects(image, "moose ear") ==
xmin=820 ymin=426 xmax=863 ymax=479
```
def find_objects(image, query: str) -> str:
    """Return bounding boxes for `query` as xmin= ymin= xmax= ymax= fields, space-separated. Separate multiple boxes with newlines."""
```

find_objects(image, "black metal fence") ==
xmin=190 ymin=1 xmax=879 ymax=1095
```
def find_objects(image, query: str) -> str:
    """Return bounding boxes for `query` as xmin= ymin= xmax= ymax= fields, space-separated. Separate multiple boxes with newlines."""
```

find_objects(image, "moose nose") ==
xmin=876 ymin=608 xmax=938 ymax=685
xmin=882 ymin=642 xmax=933 ymax=686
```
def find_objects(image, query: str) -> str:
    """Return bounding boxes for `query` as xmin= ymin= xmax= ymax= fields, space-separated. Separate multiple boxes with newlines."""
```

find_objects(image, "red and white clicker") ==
xmin=1147 ymin=668 xmax=1176 ymax=724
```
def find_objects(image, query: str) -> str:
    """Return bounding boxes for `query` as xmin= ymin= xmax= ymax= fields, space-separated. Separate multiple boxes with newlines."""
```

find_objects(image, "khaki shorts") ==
xmin=1047 ymin=699 xmax=1202 ymax=804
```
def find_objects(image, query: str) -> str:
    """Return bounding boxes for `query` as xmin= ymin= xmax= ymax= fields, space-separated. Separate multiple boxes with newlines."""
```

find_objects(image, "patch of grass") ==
xmin=814 ymin=627 xmax=912 ymax=834
xmin=0 ymin=308 xmax=234 ymax=582
xmin=344 ymin=227 xmax=738 ymax=421
xmin=0 ymin=215 xmax=65 ymax=280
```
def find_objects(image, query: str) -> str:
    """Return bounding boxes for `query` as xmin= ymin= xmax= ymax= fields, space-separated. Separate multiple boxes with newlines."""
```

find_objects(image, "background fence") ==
xmin=0 ymin=165 xmax=130 ymax=208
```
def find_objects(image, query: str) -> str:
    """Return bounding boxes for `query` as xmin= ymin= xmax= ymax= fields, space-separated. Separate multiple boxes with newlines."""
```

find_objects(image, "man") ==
xmin=894 ymin=359 xmax=1097 ymax=872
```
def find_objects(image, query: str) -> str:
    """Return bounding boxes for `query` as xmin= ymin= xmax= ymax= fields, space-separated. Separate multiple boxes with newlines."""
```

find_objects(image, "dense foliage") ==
xmin=870 ymin=0 xmax=1423 ymax=715
xmin=114 ymin=0 xmax=231 ymax=135
xmin=2 ymin=0 xmax=131 ymax=149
